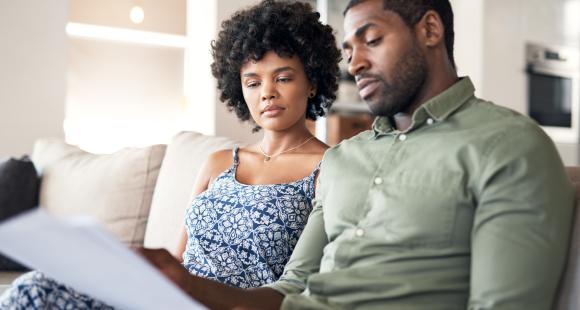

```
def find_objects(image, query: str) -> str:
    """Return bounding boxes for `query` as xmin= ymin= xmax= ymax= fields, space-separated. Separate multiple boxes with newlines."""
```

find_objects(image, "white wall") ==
xmin=451 ymin=0 xmax=485 ymax=97
xmin=183 ymin=0 xmax=217 ymax=137
xmin=70 ymin=0 xmax=186 ymax=35
xmin=0 ymin=0 xmax=68 ymax=158
xmin=482 ymin=0 xmax=580 ymax=114
xmin=66 ymin=39 xmax=185 ymax=153
xmin=65 ymin=0 xmax=188 ymax=153
xmin=0 ymin=0 xmax=263 ymax=158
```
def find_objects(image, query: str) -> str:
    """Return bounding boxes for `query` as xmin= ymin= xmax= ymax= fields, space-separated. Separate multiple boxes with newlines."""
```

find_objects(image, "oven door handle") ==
xmin=526 ymin=63 xmax=576 ymax=78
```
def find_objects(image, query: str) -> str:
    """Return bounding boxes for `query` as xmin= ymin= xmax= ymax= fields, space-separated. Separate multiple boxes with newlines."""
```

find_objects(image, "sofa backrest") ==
xmin=554 ymin=167 xmax=580 ymax=309
xmin=32 ymin=139 xmax=166 ymax=247
xmin=143 ymin=131 xmax=238 ymax=255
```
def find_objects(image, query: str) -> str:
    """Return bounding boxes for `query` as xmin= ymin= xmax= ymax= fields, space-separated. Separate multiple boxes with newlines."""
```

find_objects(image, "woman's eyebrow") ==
xmin=241 ymin=72 xmax=258 ymax=78
xmin=242 ymin=66 xmax=295 ymax=78
xmin=272 ymin=66 xmax=295 ymax=74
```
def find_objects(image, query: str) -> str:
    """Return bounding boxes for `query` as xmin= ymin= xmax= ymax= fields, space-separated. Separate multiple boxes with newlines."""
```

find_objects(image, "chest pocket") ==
xmin=363 ymin=169 xmax=465 ymax=248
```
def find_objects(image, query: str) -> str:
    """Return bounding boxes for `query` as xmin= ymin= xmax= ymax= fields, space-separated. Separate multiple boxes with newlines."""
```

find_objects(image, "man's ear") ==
xmin=415 ymin=10 xmax=445 ymax=48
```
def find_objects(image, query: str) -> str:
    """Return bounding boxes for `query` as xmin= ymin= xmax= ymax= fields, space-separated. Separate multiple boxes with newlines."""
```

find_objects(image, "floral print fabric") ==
xmin=182 ymin=146 xmax=318 ymax=288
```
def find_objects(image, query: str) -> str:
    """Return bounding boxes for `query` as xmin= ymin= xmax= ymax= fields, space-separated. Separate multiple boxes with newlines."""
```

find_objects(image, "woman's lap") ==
xmin=0 ymin=271 xmax=115 ymax=310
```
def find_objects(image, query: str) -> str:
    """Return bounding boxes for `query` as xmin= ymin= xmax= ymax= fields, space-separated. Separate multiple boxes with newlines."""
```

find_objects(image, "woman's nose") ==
xmin=261 ymin=81 xmax=278 ymax=101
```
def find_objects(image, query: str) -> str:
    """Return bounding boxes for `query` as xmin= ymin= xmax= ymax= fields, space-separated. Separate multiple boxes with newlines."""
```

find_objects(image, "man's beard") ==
xmin=365 ymin=43 xmax=427 ymax=117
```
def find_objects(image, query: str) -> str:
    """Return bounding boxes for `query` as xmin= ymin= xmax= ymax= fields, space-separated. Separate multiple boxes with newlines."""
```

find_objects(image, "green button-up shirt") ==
xmin=266 ymin=77 xmax=575 ymax=309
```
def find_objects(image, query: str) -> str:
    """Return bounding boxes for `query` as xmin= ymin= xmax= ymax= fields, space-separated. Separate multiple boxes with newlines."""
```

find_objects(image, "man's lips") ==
xmin=356 ymin=78 xmax=380 ymax=99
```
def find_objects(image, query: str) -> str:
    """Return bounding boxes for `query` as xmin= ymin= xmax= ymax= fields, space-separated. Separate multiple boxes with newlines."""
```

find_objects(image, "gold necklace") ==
xmin=258 ymin=136 xmax=315 ymax=162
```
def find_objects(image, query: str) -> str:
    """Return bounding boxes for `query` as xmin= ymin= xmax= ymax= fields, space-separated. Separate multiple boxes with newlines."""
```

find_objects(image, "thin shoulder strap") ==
xmin=232 ymin=146 xmax=240 ymax=167
xmin=310 ymin=161 xmax=321 ymax=176
xmin=307 ymin=161 xmax=322 ymax=198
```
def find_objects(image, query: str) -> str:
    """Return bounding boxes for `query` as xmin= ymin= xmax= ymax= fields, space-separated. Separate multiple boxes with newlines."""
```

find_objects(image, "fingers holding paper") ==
xmin=136 ymin=248 xmax=193 ymax=293
xmin=135 ymin=247 xmax=284 ymax=310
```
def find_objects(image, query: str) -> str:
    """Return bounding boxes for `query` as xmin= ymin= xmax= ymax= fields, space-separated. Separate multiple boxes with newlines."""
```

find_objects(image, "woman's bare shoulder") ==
xmin=309 ymin=139 xmax=329 ymax=156
xmin=203 ymin=149 xmax=235 ymax=179
xmin=207 ymin=148 xmax=234 ymax=162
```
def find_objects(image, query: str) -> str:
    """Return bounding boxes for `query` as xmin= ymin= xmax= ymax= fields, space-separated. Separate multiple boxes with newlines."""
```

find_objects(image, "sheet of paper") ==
xmin=0 ymin=209 xmax=207 ymax=310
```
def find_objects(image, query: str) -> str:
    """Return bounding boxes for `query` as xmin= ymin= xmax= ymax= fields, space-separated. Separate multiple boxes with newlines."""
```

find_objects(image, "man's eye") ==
xmin=366 ymin=38 xmax=381 ymax=46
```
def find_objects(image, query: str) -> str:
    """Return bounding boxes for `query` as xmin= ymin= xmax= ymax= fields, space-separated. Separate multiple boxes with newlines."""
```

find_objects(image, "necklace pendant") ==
xmin=264 ymin=155 xmax=271 ymax=162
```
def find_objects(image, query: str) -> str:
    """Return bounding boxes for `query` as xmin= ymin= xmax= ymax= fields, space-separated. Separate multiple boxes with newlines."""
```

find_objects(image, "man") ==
xmin=141 ymin=0 xmax=574 ymax=309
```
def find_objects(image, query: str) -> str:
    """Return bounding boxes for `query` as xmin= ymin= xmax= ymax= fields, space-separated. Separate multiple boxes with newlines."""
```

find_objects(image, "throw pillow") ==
xmin=32 ymin=139 xmax=166 ymax=247
xmin=0 ymin=156 xmax=40 ymax=271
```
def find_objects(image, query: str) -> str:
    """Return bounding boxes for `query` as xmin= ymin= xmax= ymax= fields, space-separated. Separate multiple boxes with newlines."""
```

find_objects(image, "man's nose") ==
xmin=348 ymin=49 xmax=370 ymax=77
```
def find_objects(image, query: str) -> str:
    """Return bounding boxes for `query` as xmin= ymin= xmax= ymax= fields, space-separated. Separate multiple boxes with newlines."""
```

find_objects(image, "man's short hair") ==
xmin=344 ymin=0 xmax=455 ymax=69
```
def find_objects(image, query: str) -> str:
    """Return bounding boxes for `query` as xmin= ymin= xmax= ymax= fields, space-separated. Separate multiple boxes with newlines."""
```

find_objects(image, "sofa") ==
xmin=0 ymin=131 xmax=579 ymax=310
xmin=0 ymin=131 xmax=238 ymax=294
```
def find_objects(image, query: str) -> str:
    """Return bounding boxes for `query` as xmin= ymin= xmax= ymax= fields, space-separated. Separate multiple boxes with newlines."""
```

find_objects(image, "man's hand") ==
xmin=136 ymin=248 xmax=193 ymax=293
xmin=136 ymin=247 xmax=284 ymax=310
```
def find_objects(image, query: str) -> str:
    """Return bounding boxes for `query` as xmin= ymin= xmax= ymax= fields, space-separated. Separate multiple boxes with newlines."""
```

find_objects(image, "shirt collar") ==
xmin=372 ymin=77 xmax=476 ymax=138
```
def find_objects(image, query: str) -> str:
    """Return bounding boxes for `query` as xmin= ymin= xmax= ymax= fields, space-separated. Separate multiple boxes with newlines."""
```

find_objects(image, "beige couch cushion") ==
xmin=143 ymin=131 xmax=237 ymax=254
xmin=0 ymin=271 xmax=22 ymax=295
xmin=32 ymin=139 xmax=166 ymax=247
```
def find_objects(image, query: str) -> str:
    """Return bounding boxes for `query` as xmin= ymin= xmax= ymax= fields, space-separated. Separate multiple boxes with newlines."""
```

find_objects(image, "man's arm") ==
xmin=469 ymin=123 xmax=575 ymax=309
xmin=264 ymin=201 xmax=327 ymax=295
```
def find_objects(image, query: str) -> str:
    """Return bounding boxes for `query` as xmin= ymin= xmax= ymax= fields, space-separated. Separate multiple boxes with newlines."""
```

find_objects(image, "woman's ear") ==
xmin=308 ymin=85 xmax=318 ymax=98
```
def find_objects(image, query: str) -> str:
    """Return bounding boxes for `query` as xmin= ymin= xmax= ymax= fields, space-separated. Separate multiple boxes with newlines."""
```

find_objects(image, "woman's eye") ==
xmin=277 ymin=77 xmax=292 ymax=83
xmin=247 ymin=81 xmax=260 ymax=88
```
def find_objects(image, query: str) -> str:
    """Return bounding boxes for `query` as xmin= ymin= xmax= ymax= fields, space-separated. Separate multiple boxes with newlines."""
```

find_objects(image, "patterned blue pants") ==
xmin=0 ymin=271 xmax=115 ymax=309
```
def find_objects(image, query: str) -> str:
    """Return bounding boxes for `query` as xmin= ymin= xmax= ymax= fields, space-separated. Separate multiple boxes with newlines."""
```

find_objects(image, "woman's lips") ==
xmin=261 ymin=105 xmax=285 ymax=117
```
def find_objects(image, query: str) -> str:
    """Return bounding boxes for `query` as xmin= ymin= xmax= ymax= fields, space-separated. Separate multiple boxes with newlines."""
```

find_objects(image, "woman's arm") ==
xmin=175 ymin=149 xmax=234 ymax=260
xmin=174 ymin=229 xmax=187 ymax=262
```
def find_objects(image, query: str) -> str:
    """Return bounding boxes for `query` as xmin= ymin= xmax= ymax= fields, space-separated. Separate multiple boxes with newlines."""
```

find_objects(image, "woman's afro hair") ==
xmin=210 ymin=0 xmax=342 ymax=126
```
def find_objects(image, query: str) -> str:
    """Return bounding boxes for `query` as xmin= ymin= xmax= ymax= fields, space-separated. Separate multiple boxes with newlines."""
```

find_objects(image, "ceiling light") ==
xmin=130 ymin=6 xmax=145 ymax=24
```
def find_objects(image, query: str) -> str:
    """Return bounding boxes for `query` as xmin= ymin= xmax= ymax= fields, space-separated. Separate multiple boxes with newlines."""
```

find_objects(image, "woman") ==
xmin=0 ymin=0 xmax=340 ymax=308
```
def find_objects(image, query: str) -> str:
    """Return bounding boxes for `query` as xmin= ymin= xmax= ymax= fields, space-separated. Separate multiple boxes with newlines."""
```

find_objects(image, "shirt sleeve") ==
xmin=264 ymin=197 xmax=328 ymax=296
xmin=469 ymin=122 xmax=575 ymax=309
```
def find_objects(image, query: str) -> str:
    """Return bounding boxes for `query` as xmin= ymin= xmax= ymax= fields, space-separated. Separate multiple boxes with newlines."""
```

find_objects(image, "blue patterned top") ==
xmin=182 ymin=146 xmax=319 ymax=288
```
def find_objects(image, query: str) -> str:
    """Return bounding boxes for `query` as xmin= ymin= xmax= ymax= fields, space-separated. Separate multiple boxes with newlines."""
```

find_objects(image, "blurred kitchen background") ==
xmin=1 ymin=0 xmax=579 ymax=164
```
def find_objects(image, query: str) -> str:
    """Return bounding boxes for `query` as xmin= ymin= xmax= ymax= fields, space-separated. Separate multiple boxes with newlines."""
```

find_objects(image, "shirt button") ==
xmin=355 ymin=228 xmax=365 ymax=237
xmin=426 ymin=118 xmax=434 ymax=125
xmin=399 ymin=134 xmax=407 ymax=141
xmin=374 ymin=177 xmax=383 ymax=185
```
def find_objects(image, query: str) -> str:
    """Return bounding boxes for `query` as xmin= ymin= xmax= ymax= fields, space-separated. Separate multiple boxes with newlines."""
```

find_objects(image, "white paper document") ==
xmin=0 ymin=209 xmax=206 ymax=310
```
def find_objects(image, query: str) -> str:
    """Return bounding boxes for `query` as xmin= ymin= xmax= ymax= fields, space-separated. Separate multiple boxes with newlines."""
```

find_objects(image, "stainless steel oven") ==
xmin=526 ymin=43 xmax=580 ymax=143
